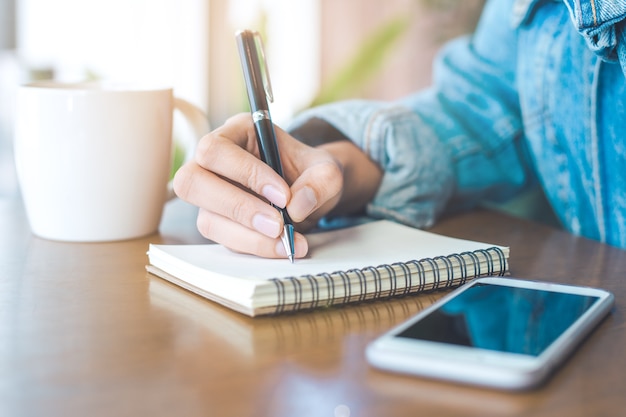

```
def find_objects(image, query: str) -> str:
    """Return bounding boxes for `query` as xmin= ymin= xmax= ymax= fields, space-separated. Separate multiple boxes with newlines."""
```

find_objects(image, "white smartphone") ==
xmin=366 ymin=277 xmax=614 ymax=390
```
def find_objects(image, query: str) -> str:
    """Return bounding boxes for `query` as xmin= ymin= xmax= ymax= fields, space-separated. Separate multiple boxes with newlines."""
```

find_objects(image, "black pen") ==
xmin=236 ymin=29 xmax=295 ymax=263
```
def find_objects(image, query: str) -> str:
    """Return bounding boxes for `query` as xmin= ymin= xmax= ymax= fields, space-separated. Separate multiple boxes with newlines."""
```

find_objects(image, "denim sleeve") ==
xmin=562 ymin=0 xmax=626 ymax=76
xmin=288 ymin=0 xmax=528 ymax=229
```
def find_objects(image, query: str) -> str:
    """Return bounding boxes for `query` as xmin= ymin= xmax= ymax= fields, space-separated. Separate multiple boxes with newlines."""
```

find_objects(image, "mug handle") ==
xmin=166 ymin=97 xmax=211 ymax=200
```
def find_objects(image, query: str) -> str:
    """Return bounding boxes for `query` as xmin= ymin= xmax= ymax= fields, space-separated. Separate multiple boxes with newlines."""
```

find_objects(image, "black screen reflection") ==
xmin=397 ymin=283 xmax=598 ymax=356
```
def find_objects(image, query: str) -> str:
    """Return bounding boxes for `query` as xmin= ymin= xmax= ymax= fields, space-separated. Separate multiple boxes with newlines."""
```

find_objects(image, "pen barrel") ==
xmin=236 ymin=29 xmax=295 ymax=246
xmin=254 ymin=118 xmax=285 ymax=178
xmin=279 ymin=206 xmax=293 ymax=225
xmin=255 ymin=119 xmax=294 ymax=228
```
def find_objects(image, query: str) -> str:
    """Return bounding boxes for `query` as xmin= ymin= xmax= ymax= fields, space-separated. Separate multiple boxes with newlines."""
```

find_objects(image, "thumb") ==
xmin=287 ymin=159 xmax=343 ymax=223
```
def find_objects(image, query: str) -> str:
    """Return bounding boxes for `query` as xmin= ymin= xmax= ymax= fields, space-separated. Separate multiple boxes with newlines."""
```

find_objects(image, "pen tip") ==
xmin=281 ymin=224 xmax=296 ymax=264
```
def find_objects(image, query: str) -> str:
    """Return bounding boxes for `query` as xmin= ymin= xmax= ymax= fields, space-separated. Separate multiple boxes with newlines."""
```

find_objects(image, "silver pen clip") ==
xmin=252 ymin=31 xmax=274 ymax=103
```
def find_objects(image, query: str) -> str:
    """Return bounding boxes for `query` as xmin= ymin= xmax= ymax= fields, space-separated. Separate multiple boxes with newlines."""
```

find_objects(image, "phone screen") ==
xmin=396 ymin=283 xmax=600 ymax=356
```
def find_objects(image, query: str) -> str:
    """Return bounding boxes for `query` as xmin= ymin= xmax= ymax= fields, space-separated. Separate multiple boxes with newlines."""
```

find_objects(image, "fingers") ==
xmin=195 ymin=113 xmax=289 ymax=208
xmin=173 ymin=112 xmax=345 ymax=259
xmin=175 ymin=163 xmax=309 ymax=259
xmin=174 ymin=161 xmax=283 ymax=239
xmin=197 ymin=209 xmax=309 ymax=259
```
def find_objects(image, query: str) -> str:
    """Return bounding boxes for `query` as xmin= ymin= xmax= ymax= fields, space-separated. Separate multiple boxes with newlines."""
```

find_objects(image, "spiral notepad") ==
xmin=146 ymin=220 xmax=509 ymax=316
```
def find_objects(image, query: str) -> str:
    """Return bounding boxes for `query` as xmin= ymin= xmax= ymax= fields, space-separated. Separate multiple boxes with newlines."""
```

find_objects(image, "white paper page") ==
xmin=149 ymin=220 xmax=505 ymax=282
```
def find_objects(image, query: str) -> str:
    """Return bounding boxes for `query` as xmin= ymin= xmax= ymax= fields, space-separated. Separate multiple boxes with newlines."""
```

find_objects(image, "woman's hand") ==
xmin=173 ymin=113 xmax=346 ymax=259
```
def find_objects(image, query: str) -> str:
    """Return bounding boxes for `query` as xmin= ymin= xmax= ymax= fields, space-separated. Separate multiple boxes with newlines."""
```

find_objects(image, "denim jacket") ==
xmin=289 ymin=0 xmax=626 ymax=249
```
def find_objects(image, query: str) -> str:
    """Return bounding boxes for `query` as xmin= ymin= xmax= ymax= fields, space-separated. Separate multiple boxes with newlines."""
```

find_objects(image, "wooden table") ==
xmin=1 ymin=194 xmax=624 ymax=417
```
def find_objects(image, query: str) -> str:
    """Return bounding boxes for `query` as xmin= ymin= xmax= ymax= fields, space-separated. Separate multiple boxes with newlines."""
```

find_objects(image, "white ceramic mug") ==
xmin=14 ymin=81 xmax=208 ymax=241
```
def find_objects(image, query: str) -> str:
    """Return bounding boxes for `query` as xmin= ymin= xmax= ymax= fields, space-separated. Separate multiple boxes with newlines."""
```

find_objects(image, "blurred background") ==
xmin=0 ymin=0 xmax=485 ymax=197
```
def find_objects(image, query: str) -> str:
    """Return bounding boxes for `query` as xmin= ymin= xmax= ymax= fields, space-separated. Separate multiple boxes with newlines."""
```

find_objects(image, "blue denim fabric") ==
xmin=562 ymin=0 xmax=626 ymax=74
xmin=289 ymin=0 xmax=626 ymax=248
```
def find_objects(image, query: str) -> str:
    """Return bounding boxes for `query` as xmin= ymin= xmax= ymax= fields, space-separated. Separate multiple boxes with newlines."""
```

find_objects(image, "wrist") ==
xmin=289 ymin=117 xmax=350 ymax=147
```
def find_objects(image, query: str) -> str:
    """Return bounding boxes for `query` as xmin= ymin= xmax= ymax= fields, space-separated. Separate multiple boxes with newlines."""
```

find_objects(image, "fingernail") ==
xmin=275 ymin=233 xmax=308 ymax=258
xmin=261 ymin=184 xmax=287 ymax=208
xmin=275 ymin=240 xmax=287 ymax=257
xmin=290 ymin=186 xmax=317 ymax=221
xmin=252 ymin=213 xmax=281 ymax=238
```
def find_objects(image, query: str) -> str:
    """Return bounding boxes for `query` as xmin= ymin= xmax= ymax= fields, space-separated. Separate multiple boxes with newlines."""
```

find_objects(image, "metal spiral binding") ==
xmin=270 ymin=247 xmax=508 ymax=315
